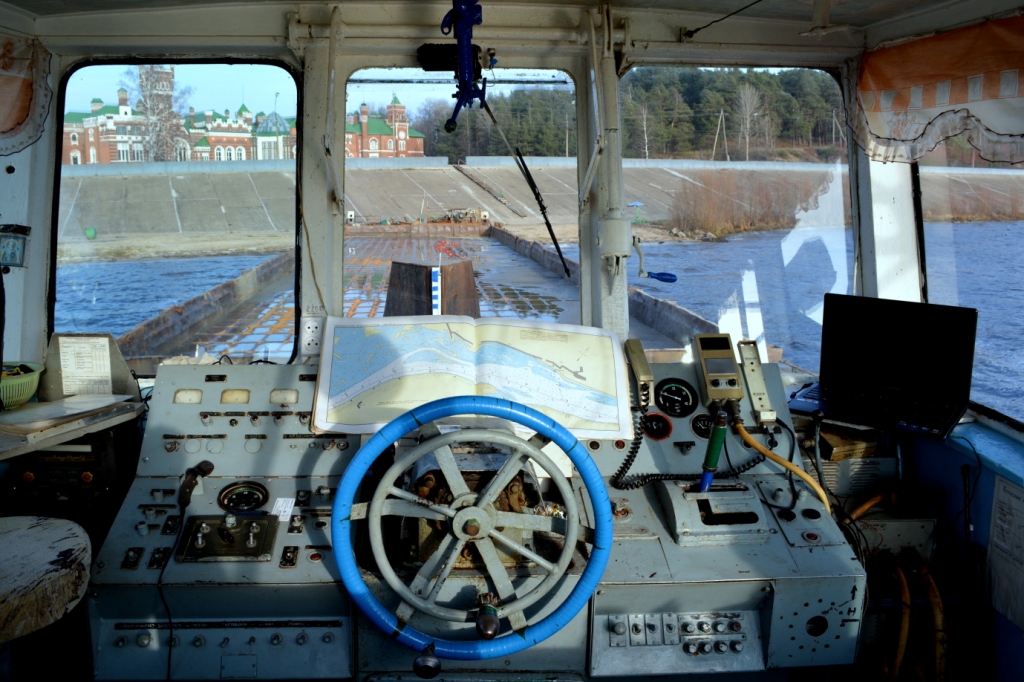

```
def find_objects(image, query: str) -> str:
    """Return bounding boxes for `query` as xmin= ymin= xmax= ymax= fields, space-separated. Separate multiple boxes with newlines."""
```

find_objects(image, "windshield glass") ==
xmin=56 ymin=63 xmax=298 ymax=369
xmin=920 ymin=134 xmax=1024 ymax=421
xmin=341 ymin=67 xmax=580 ymax=322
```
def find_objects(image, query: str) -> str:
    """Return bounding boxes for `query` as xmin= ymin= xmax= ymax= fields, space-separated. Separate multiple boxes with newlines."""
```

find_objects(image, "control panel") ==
xmin=89 ymin=365 xmax=354 ymax=680
xmin=90 ymin=350 xmax=865 ymax=680
xmin=588 ymin=344 xmax=865 ymax=676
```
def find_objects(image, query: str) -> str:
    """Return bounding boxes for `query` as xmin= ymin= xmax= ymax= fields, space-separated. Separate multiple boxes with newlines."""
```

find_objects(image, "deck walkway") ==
xmin=175 ymin=236 xmax=676 ymax=360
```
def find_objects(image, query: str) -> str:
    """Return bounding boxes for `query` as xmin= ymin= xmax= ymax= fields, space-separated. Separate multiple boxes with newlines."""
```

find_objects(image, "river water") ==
xmin=565 ymin=221 xmax=1023 ymax=420
xmin=55 ymin=254 xmax=277 ymax=338
xmin=53 ymin=221 xmax=1023 ymax=420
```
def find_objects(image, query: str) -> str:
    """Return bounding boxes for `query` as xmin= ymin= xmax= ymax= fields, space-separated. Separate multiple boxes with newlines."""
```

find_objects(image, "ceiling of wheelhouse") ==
xmin=0 ymin=0 xmax=1010 ymax=28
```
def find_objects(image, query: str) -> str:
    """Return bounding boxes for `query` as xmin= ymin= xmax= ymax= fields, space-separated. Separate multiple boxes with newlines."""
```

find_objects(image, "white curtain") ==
xmin=853 ymin=15 xmax=1024 ymax=164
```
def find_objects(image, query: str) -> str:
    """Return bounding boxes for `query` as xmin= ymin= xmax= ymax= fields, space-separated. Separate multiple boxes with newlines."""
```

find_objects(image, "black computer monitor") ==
xmin=819 ymin=293 xmax=978 ymax=437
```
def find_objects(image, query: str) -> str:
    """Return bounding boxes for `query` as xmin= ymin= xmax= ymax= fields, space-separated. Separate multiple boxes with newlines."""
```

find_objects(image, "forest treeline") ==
xmin=407 ymin=67 xmax=846 ymax=163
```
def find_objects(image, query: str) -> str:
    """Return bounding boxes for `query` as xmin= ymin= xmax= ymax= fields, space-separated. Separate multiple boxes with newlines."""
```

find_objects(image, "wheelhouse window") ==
xmin=342 ymin=67 xmax=578 ymax=321
xmin=919 ymin=133 xmax=1024 ymax=420
xmin=56 ymin=63 xmax=299 ymax=368
xmin=598 ymin=66 xmax=852 ymax=378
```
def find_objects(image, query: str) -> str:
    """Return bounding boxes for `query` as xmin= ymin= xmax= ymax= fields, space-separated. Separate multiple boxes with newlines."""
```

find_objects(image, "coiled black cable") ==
xmin=611 ymin=385 xmax=760 ymax=490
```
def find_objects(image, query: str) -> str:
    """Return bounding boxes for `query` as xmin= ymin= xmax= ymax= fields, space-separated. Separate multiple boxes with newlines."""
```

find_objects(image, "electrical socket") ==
xmin=300 ymin=316 xmax=325 ymax=356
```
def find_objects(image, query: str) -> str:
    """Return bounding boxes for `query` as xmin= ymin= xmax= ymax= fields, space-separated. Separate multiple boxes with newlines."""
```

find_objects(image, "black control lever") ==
xmin=412 ymin=643 xmax=441 ymax=679
xmin=178 ymin=460 xmax=215 ymax=509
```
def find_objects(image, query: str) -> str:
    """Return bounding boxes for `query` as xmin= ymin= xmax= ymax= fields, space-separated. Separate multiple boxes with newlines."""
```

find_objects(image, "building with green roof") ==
xmin=343 ymin=98 xmax=424 ymax=158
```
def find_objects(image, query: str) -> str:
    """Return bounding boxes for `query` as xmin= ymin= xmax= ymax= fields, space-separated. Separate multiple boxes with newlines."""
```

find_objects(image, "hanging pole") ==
xmin=711 ymin=109 xmax=722 ymax=161
xmin=721 ymin=110 xmax=731 ymax=162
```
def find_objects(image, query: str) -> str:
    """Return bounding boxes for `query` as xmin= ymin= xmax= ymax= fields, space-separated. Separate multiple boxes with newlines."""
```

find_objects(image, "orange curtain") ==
xmin=0 ymin=34 xmax=51 ymax=156
xmin=855 ymin=15 xmax=1024 ymax=164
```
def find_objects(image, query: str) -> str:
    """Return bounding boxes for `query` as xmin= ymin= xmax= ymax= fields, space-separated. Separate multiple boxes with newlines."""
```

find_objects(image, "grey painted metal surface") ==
xmin=90 ymin=365 xmax=354 ymax=679
xmin=588 ymin=359 xmax=865 ymax=675
xmin=91 ymin=359 xmax=863 ymax=680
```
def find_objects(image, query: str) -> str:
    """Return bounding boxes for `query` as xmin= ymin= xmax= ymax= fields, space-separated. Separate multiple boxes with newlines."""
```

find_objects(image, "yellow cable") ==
xmin=845 ymin=492 xmax=886 ymax=524
xmin=734 ymin=422 xmax=832 ymax=514
xmin=890 ymin=565 xmax=911 ymax=682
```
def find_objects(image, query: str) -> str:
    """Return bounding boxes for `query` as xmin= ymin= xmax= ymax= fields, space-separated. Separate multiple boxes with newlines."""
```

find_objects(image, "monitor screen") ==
xmin=819 ymin=294 xmax=978 ymax=431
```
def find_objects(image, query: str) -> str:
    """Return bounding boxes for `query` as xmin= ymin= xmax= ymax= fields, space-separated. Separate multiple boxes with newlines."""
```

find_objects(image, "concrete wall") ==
xmin=55 ymin=163 xmax=1023 ymax=245
xmin=466 ymin=156 xmax=847 ymax=171
xmin=60 ymin=156 xmax=451 ymax=176
xmin=345 ymin=157 xmax=449 ymax=169
xmin=61 ymin=159 xmax=297 ymax=177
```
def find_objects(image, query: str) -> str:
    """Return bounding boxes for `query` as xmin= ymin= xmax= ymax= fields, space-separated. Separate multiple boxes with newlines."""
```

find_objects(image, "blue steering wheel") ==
xmin=331 ymin=395 xmax=613 ymax=660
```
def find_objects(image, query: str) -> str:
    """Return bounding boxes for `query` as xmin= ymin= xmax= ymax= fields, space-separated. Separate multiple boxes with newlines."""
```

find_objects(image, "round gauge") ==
xmin=654 ymin=378 xmax=699 ymax=419
xmin=690 ymin=413 xmax=715 ymax=440
xmin=217 ymin=481 xmax=270 ymax=512
xmin=641 ymin=412 xmax=673 ymax=441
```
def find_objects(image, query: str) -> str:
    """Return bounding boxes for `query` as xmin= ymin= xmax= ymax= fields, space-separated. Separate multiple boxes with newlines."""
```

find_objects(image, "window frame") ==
xmin=51 ymin=58 xmax=304 ymax=372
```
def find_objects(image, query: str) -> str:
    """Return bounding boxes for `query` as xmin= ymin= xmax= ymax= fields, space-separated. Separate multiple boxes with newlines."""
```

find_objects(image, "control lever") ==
xmin=475 ymin=593 xmax=500 ymax=640
xmin=698 ymin=412 xmax=729 ymax=492
xmin=412 ymin=643 xmax=441 ymax=679
xmin=632 ymin=236 xmax=677 ymax=283
xmin=178 ymin=460 xmax=215 ymax=509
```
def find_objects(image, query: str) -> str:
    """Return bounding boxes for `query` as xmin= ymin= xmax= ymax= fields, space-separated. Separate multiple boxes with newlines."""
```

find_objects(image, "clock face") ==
xmin=399 ymin=131 xmax=406 ymax=139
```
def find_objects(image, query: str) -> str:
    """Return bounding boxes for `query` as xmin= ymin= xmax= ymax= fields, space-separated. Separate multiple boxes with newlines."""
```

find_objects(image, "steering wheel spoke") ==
xmin=488 ymin=529 xmax=556 ymax=573
xmin=475 ymin=538 xmax=528 ymax=631
xmin=419 ymin=422 xmax=473 ymax=499
xmin=409 ymin=533 xmax=466 ymax=603
xmin=476 ymin=451 xmax=528 ymax=510
xmin=382 ymin=497 xmax=449 ymax=522
xmin=386 ymin=486 xmax=457 ymax=519
xmin=493 ymin=510 xmax=568 ymax=535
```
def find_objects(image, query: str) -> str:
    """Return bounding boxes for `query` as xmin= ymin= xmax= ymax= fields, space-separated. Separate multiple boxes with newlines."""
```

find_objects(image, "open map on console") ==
xmin=312 ymin=316 xmax=630 ymax=439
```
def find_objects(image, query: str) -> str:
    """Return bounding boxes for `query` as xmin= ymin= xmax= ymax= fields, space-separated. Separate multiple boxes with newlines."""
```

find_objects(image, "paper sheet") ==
xmin=989 ymin=475 xmax=1024 ymax=631
xmin=312 ymin=316 xmax=630 ymax=439
xmin=59 ymin=336 xmax=112 ymax=395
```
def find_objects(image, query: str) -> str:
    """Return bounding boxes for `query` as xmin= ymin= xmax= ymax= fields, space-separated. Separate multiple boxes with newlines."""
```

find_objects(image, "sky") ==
xmin=64 ymin=64 xmax=572 ymax=122
xmin=65 ymin=64 xmax=301 ymax=117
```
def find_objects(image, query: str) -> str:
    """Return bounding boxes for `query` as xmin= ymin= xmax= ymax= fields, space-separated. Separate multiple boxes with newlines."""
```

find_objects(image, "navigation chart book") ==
xmin=312 ymin=316 xmax=631 ymax=439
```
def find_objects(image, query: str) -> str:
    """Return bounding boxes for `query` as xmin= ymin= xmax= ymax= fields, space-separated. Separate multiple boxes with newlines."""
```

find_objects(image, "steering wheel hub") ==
xmin=452 ymin=506 xmax=492 ymax=541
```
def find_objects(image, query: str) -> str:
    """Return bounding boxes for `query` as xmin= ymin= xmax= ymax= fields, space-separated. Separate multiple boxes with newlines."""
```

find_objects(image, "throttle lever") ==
xmin=178 ymin=460 xmax=215 ymax=509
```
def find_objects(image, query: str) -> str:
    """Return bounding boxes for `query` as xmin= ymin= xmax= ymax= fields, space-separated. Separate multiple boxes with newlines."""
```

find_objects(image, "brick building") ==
xmin=344 ymin=97 xmax=424 ymax=158
xmin=62 ymin=66 xmax=298 ymax=165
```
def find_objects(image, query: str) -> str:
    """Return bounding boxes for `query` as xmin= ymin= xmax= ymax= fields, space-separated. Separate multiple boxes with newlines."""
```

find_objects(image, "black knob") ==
xmin=413 ymin=650 xmax=442 ymax=679
xmin=476 ymin=611 xmax=500 ymax=640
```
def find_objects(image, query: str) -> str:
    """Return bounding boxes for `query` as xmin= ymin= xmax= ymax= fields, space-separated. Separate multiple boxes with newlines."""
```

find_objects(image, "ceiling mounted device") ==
xmin=800 ymin=0 xmax=851 ymax=37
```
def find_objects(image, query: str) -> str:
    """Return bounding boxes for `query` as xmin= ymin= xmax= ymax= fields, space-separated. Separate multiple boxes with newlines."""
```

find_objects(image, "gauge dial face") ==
xmin=654 ymin=378 xmax=699 ymax=419
xmin=217 ymin=480 xmax=270 ymax=512
xmin=641 ymin=412 xmax=673 ymax=441
xmin=690 ymin=413 xmax=714 ymax=440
